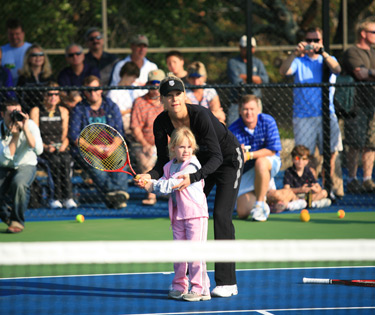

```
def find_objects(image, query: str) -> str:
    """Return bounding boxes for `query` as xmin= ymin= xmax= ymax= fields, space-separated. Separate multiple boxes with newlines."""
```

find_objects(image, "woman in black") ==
xmin=135 ymin=75 xmax=243 ymax=297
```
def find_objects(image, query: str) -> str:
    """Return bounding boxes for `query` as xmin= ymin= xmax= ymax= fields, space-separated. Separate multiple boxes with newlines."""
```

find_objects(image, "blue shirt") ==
xmin=228 ymin=113 xmax=281 ymax=157
xmin=289 ymin=54 xmax=337 ymax=118
xmin=58 ymin=62 xmax=100 ymax=87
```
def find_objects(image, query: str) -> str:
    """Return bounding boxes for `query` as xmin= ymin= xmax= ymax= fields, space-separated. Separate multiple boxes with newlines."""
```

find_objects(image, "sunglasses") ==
xmin=148 ymin=80 xmax=161 ymax=85
xmin=89 ymin=35 xmax=102 ymax=41
xmin=305 ymin=38 xmax=320 ymax=43
xmin=365 ymin=30 xmax=375 ymax=34
xmin=294 ymin=156 xmax=309 ymax=161
xmin=47 ymin=92 xmax=60 ymax=97
xmin=30 ymin=52 xmax=44 ymax=57
xmin=67 ymin=52 xmax=82 ymax=58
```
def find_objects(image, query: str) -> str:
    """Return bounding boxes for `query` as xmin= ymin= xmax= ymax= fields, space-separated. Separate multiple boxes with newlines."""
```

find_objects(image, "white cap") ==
xmin=239 ymin=35 xmax=257 ymax=47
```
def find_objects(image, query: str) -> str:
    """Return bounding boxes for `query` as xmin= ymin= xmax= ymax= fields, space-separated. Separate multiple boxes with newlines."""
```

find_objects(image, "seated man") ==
xmin=229 ymin=94 xmax=281 ymax=221
xmin=68 ymin=75 xmax=129 ymax=209
xmin=0 ymin=99 xmax=43 ymax=233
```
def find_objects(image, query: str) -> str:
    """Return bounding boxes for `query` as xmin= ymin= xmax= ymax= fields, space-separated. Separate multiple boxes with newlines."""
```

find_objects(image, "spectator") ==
xmin=17 ymin=44 xmax=54 ymax=113
xmin=0 ymin=98 xmax=43 ymax=233
xmin=226 ymin=35 xmax=269 ymax=125
xmin=283 ymin=145 xmax=331 ymax=208
xmin=342 ymin=16 xmax=375 ymax=193
xmin=228 ymin=94 xmax=282 ymax=221
xmin=107 ymin=61 xmax=140 ymax=137
xmin=68 ymin=75 xmax=129 ymax=209
xmin=84 ymin=27 xmax=119 ymax=85
xmin=109 ymin=34 xmax=157 ymax=101
xmin=166 ymin=50 xmax=188 ymax=83
xmin=135 ymin=75 xmax=243 ymax=298
xmin=60 ymin=91 xmax=82 ymax=112
xmin=186 ymin=61 xmax=226 ymax=124
xmin=141 ymin=127 xmax=210 ymax=301
xmin=58 ymin=43 xmax=100 ymax=87
xmin=1 ymin=19 xmax=32 ymax=85
xmin=30 ymin=82 xmax=77 ymax=209
xmin=279 ymin=26 xmax=343 ymax=198
xmin=0 ymin=47 xmax=15 ymax=102
xmin=131 ymin=69 xmax=165 ymax=206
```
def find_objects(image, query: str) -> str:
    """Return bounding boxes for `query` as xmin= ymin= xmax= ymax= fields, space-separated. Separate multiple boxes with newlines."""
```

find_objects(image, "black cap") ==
xmin=159 ymin=79 xmax=185 ymax=96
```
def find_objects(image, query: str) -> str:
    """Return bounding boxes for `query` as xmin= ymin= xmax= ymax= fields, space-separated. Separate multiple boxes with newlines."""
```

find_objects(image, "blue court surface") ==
xmin=1 ymin=266 xmax=374 ymax=314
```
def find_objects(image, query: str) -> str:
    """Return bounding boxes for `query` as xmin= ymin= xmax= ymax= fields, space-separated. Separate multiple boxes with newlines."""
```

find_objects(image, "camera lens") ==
xmin=11 ymin=110 xmax=24 ymax=122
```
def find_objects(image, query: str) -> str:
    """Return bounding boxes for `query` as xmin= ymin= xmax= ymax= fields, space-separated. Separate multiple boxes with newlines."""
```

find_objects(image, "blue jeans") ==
xmin=0 ymin=165 xmax=36 ymax=226
xmin=89 ymin=167 xmax=128 ymax=195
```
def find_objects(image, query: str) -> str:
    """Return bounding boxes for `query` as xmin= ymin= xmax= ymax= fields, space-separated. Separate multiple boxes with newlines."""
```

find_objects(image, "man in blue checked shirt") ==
xmin=229 ymin=94 xmax=281 ymax=222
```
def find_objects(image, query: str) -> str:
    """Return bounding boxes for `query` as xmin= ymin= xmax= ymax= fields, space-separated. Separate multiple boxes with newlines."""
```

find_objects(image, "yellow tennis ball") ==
xmin=134 ymin=175 xmax=140 ymax=180
xmin=76 ymin=214 xmax=85 ymax=223
xmin=300 ymin=209 xmax=310 ymax=222
xmin=337 ymin=209 xmax=345 ymax=219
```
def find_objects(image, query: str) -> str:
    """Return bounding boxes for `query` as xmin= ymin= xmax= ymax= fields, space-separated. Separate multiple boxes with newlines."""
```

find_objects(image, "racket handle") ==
xmin=303 ymin=277 xmax=331 ymax=284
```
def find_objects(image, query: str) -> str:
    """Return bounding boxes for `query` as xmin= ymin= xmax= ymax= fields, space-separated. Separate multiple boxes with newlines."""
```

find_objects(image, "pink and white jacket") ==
xmin=151 ymin=155 xmax=208 ymax=221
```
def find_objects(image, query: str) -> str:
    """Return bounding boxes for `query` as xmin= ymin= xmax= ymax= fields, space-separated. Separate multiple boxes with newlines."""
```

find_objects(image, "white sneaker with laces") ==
xmin=312 ymin=198 xmax=332 ymax=208
xmin=64 ymin=198 xmax=78 ymax=209
xmin=49 ymin=200 xmax=63 ymax=209
xmin=251 ymin=203 xmax=270 ymax=222
xmin=287 ymin=199 xmax=307 ymax=211
xmin=211 ymin=284 xmax=238 ymax=297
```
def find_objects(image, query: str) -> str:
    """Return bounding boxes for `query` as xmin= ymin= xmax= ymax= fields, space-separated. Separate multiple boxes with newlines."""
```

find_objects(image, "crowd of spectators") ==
xmin=1 ymin=16 xmax=375 ymax=231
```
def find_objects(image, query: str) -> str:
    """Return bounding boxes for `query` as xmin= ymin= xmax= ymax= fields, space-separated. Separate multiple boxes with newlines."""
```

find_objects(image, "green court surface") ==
xmin=1 ymin=211 xmax=374 ymax=242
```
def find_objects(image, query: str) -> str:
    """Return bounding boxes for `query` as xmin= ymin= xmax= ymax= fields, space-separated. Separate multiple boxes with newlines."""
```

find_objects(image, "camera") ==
xmin=10 ymin=110 xmax=24 ymax=122
xmin=304 ymin=44 xmax=314 ymax=51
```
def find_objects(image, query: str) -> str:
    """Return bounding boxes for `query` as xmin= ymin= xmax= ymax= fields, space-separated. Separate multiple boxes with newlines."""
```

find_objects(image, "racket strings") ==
xmin=79 ymin=125 xmax=129 ymax=171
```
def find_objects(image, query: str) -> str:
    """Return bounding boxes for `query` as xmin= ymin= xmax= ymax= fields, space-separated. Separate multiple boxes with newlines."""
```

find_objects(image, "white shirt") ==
xmin=0 ymin=119 xmax=43 ymax=168
xmin=109 ymin=56 xmax=157 ymax=101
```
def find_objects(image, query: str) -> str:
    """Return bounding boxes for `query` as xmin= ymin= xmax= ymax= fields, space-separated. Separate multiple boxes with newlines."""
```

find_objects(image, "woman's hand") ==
xmin=172 ymin=173 xmax=191 ymax=191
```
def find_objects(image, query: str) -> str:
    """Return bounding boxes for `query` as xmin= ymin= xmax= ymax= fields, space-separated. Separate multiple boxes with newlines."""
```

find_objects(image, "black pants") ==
xmin=204 ymin=146 xmax=243 ymax=286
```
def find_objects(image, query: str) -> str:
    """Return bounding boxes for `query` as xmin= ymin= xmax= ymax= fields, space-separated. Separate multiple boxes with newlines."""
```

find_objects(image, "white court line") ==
xmin=256 ymin=311 xmax=274 ymax=315
xmin=128 ymin=306 xmax=375 ymax=315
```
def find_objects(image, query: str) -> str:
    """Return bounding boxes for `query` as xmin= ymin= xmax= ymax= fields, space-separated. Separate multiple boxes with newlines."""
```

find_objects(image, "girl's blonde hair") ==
xmin=19 ymin=44 xmax=53 ymax=79
xmin=168 ymin=127 xmax=198 ymax=159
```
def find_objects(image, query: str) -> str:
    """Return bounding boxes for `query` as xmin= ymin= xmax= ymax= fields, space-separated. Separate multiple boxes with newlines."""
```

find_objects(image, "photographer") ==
xmin=0 ymin=99 xmax=43 ymax=233
xmin=279 ymin=26 xmax=343 ymax=198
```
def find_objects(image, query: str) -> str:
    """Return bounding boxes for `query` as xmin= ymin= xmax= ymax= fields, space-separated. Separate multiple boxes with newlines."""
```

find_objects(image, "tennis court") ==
xmin=1 ymin=263 xmax=374 ymax=314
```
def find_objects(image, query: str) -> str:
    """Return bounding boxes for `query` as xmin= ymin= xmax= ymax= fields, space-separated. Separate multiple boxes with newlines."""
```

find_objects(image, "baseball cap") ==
xmin=131 ymin=34 xmax=149 ymax=46
xmin=159 ymin=78 xmax=185 ymax=96
xmin=148 ymin=69 xmax=166 ymax=83
xmin=187 ymin=61 xmax=207 ymax=78
xmin=85 ymin=27 xmax=101 ymax=41
xmin=239 ymin=35 xmax=257 ymax=47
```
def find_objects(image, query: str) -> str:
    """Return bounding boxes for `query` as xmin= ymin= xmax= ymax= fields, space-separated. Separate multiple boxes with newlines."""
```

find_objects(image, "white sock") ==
xmin=255 ymin=201 xmax=264 ymax=207
xmin=348 ymin=177 xmax=357 ymax=183
xmin=363 ymin=176 xmax=372 ymax=182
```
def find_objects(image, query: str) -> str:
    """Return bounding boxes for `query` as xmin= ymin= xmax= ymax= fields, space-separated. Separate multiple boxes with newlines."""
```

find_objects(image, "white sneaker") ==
xmin=312 ymin=198 xmax=332 ymax=208
xmin=63 ymin=198 xmax=77 ymax=209
xmin=49 ymin=200 xmax=63 ymax=209
xmin=287 ymin=199 xmax=307 ymax=211
xmin=211 ymin=284 xmax=238 ymax=297
xmin=251 ymin=203 xmax=270 ymax=222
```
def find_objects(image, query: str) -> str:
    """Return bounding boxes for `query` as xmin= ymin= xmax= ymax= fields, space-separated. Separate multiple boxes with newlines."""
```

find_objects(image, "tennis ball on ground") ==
xmin=337 ymin=209 xmax=345 ymax=219
xmin=76 ymin=214 xmax=85 ymax=223
xmin=300 ymin=209 xmax=310 ymax=222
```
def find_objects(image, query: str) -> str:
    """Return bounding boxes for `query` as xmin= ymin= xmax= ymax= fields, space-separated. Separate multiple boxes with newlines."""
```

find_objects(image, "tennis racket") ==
xmin=78 ymin=123 xmax=137 ymax=176
xmin=303 ymin=277 xmax=375 ymax=287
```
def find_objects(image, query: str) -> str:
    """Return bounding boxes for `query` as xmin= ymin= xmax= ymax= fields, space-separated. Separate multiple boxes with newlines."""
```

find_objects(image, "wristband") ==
xmin=249 ymin=152 xmax=254 ymax=160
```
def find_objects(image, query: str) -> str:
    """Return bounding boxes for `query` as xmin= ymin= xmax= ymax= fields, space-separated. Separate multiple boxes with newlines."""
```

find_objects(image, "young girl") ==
xmin=141 ymin=127 xmax=211 ymax=302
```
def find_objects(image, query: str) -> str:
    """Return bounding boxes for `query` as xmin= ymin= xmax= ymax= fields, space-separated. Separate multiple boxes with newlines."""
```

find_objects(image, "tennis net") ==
xmin=1 ymin=239 xmax=374 ymax=315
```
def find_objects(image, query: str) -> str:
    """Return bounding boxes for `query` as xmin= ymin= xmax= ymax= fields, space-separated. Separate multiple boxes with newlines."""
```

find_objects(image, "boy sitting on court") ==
xmin=283 ymin=145 xmax=331 ymax=209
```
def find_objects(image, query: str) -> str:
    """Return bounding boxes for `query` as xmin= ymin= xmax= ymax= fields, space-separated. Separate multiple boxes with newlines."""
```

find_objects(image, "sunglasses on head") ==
xmin=89 ymin=35 xmax=102 ymax=41
xmin=67 ymin=52 xmax=82 ymax=58
xmin=30 ymin=52 xmax=44 ymax=57
xmin=47 ymin=92 xmax=59 ymax=97
xmin=305 ymin=38 xmax=320 ymax=43
xmin=294 ymin=155 xmax=309 ymax=161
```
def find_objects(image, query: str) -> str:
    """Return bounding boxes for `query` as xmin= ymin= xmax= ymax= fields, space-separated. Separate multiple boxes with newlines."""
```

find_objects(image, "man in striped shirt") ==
xmin=229 ymin=94 xmax=282 ymax=222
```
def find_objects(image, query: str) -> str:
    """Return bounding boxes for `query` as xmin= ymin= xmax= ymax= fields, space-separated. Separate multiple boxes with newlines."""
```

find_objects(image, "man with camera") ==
xmin=0 ymin=99 xmax=43 ymax=233
xmin=279 ymin=26 xmax=343 ymax=198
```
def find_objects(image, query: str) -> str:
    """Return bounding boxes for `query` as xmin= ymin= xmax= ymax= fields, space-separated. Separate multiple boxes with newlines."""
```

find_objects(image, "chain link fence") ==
xmin=1 ymin=82 xmax=374 ymax=219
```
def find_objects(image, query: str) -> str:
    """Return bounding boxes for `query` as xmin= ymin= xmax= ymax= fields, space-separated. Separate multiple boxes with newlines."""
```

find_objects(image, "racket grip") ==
xmin=303 ymin=277 xmax=331 ymax=284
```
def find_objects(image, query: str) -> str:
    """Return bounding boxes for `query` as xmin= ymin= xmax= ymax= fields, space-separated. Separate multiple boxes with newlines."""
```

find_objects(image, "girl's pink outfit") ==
xmin=152 ymin=156 xmax=210 ymax=295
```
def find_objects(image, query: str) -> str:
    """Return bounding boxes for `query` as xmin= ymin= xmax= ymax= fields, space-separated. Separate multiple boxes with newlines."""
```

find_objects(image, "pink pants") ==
xmin=171 ymin=217 xmax=210 ymax=295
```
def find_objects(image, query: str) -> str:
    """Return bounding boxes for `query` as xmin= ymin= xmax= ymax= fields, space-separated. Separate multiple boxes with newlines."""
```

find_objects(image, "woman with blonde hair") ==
xmin=18 ymin=44 xmax=54 ymax=112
